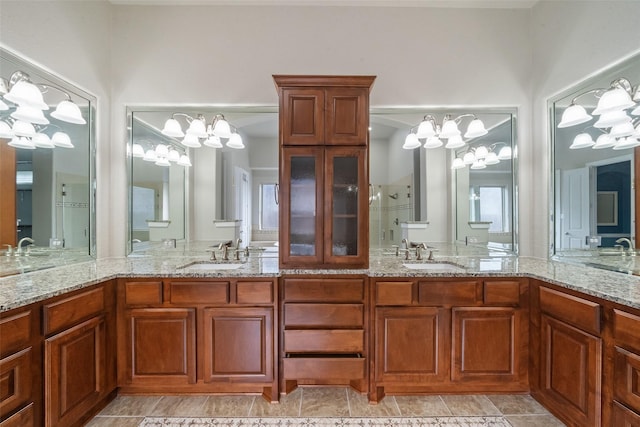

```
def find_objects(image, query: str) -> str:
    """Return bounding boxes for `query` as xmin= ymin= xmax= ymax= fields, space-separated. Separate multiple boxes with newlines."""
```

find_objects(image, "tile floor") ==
xmin=86 ymin=388 xmax=565 ymax=427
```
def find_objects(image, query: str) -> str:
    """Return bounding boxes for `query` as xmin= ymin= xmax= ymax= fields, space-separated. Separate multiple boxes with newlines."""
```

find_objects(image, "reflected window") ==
xmin=260 ymin=183 xmax=278 ymax=230
xmin=132 ymin=186 xmax=155 ymax=231
xmin=470 ymin=186 xmax=510 ymax=233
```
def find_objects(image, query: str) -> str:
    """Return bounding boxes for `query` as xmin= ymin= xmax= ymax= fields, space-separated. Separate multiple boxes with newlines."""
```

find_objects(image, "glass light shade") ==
xmin=474 ymin=145 xmax=489 ymax=159
xmin=226 ymin=133 xmax=245 ymax=149
xmin=177 ymin=154 xmax=192 ymax=167
xmin=497 ymin=146 xmax=512 ymax=160
xmin=631 ymin=105 xmax=640 ymax=116
xmin=155 ymin=157 xmax=171 ymax=167
xmin=8 ymin=136 xmax=35 ymax=150
xmin=212 ymin=117 xmax=232 ymax=138
xmin=204 ymin=135 xmax=223 ymax=148
xmin=557 ymin=104 xmax=592 ymax=128
xmin=470 ymin=159 xmax=486 ymax=169
xmin=464 ymin=119 xmax=488 ymax=138
xmin=132 ymin=143 xmax=145 ymax=157
xmin=161 ymin=118 xmax=185 ymax=138
xmin=444 ymin=134 xmax=465 ymax=149
xmin=451 ymin=158 xmax=466 ymax=170
xmin=402 ymin=133 xmax=421 ymax=149
xmin=416 ymin=119 xmax=436 ymax=138
xmin=439 ymin=119 xmax=460 ymax=138
xmin=570 ymin=133 xmax=595 ymax=149
xmin=155 ymin=144 xmax=169 ymax=157
xmin=4 ymin=80 xmax=49 ymax=110
xmin=0 ymin=99 xmax=8 ymax=111
xmin=32 ymin=132 xmax=54 ymax=148
xmin=592 ymin=88 xmax=635 ymax=115
xmin=609 ymin=121 xmax=635 ymax=138
xmin=186 ymin=118 xmax=207 ymax=138
xmin=593 ymin=110 xmax=630 ymax=128
xmin=50 ymin=100 xmax=86 ymax=124
xmin=11 ymin=120 xmax=36 ymax=137
xmin=51 ymin=131 xmax=73 ymax=148
xmin=0 ymin=121 xmax=13 ymax=139
xmin=181 ymin=133 xmax=202 ymax=148
xmin=168 ymin=149 xmax=181 ymax=162
xmin=423 ymin=136 xmax=443 ymax=149
xmin=592 ymin=134 xmax=617 ymax=149
xmin=484 ymin=152 xmax=500 ymax=165
xmin=11 ymin=105 xmax=49 ymax=125
xmin=142 ymin=149 xmax=157 ymax=162
xmin=613 ymin=137 xmax=640 ymax=150
xmin=463 ymin=152 xmax=476 ymax=165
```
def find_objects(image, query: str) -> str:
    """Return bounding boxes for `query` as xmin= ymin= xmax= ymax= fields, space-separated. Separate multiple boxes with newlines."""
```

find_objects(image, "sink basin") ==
xmin=178 ymin=262 xmax=244 ymax=271
xmin=403 ymin=262 xmax=465 ymax=272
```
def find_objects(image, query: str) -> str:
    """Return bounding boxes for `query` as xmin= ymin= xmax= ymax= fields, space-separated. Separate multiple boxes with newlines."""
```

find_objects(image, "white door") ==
xmin=234 ymin=167 xmax=251 ymax=245
xmin=560 ymin=167 xmax=591 ymax=249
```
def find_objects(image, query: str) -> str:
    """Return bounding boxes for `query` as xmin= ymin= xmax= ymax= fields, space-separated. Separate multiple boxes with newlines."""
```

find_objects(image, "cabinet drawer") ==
xmin=125 ymin=281 xmax=163 ymax=306
xmin=284 ymin=303 xmax=363 ymax=328
xmin=43 ymin=287 xmax=104 ymax=335
xmin=169 ymin=281 xmax=229 ymax=304
xmin=539 ymin=287 xmax=601 ymax=335
xmin=376 ymin=281 xmax=413 ymax=305
xmin=0 ymin=348 xmax=32 ymax=419
xmin=418 ymin=281 xmax=482 ymax=306
xmin=283 ymin=357 xmax=365 ymax=379
xmin=484 ymin=280 xmax=520 ymax=306
xmin=612 ymin=401 xmax=640 ymax=426
xmin=284 ymin=330 xmax=364 ymax=353
xmin=237 ymin=281 xmax=273 ymax=304
xmin=614 ymin=309 xmax=640 ymax=353
xmin=0 ymin=310 xmax=32 ymax=357
xmin=614 ymin=346 xmax=640 ymax=413
xmin=283 ymin=278 xmax=364 ymax=302
xmin=0 ymin=402 xmax=34 ymax=427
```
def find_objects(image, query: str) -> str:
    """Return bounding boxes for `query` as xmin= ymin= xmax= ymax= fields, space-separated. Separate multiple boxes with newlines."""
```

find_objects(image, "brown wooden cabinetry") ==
xmin=610 ymin=309 xmax=640 ymax=426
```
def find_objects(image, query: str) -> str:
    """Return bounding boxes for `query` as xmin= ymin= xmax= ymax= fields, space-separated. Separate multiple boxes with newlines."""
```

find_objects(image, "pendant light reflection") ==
xmin=161 ymin=113 xmax=244 ymax=150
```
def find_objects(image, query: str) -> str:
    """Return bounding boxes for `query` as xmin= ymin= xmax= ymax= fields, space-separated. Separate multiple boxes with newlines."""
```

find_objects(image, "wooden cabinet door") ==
xmin=324 ymin=147 xmax=368 ymax=267
xmin=375 ymin=307 xmax=448 ymax=384
xmin=325 ymin=87 xmax=368 ymax=145
xmin=0 ymin=143 xmax=16 ymax=247
xmin=125 ymin=308 xmax=196 ymax=386
xmin=452 ymin=307 xmax=527 ymax=388
xmin=0 ymin=348 xmax=32 ymax=422
xmin=203 ymin=307 xmax=273 ymax=382
xmin=280 ymin=88 xmax=324 ymax=145
xmin=280 ymin=147 xmax=324 ymax=267
xmin=540 ymin=314 xmax=602 ymax=426
xmin=45 ymin=316 xmax=105 ymax=427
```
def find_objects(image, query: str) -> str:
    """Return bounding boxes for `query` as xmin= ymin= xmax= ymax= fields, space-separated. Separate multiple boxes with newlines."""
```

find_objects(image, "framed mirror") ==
xmin=0 ymin=48 xmax=96 ymax=259
xmin=551 ymin=53 xmax=640 ymax=257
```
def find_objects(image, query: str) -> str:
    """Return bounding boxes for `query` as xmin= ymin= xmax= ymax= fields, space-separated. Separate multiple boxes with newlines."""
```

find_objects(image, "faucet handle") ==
xmin=3 ymin=244 xmax=12 ymax=256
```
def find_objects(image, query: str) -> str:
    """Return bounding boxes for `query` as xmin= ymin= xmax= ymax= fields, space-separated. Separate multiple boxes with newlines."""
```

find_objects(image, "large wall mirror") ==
xmin=127 ymin=106 xmax=517 ymax=254
xmin=551 ymin=53 xmax=640 ymax=256
xmin=0 ymin=48 xmax=96 ymax=258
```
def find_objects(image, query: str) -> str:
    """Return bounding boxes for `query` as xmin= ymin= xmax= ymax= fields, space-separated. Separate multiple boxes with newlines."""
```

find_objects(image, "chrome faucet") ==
xmin=235 ymin=238 xmax=242 ymax=250
xmin=16 ymin=237 xmax=34 ymax=255
xmin=218 ymin=241 xmax=230 ymax=261
xmin=615 ymin=237 xmax=635 ymax=255
xmin=401 ymin=238 xmax=409 ymax=250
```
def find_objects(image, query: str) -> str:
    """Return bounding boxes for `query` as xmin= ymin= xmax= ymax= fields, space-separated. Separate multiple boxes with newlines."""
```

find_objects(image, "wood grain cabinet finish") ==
xmin=0 ymin=403 xmax=34 ymax=427
xmin=324 ymin=87 xmax=369 ymax=145
xmin=611 ymin=309 xmax=640 ymax=422
xmin=0 ymin=348 xmax=32 ymax=421
xmin=279 ymin=88 xmax=325 ymax=145
xmin=613 ymin=401 xmax=640 ymax=427
xmin=43 ymin=287 xmax=105 ymax=335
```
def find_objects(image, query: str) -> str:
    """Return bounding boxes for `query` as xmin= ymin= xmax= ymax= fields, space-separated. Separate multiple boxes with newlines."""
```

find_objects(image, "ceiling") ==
xmin=108 ymin=0 xmax=538 ymax=8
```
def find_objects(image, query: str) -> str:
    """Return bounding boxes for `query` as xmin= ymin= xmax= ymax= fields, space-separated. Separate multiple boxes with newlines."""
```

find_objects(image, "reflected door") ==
xmin=57 ymin=181 xmax=89 ymax=248
xmin=559 ymin=167 xmax=591 ymax=249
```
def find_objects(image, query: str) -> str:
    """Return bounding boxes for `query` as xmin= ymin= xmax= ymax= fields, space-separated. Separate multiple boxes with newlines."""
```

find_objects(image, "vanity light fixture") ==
xmin=132 ymin=139 xmax=192 ymax=167
xmin=0 ymin=70 xmax=86 ymax=150
xmin=161 ymin=113 xmax=244 ymax=150
xmin=451 ymin=142 xmax=512 ymax=170
xmin=404 ymin=113 xmax=488 ymax=150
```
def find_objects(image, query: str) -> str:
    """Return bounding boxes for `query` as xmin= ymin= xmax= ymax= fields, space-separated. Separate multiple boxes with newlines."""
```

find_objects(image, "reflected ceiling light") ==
xmin=455 ymin=142 xmax=509 ymax=170
xmin=32 ymin=132 xmax=54 ymax=149
xmin=439 ymin=119 xmax=461 ymax=139
xmin=11 ymin=105 xmax=49 ymax=125
xmin=185 ymin=116 xmax=208 ymax=138
xmin=161 ymin=118 xmax=185 ymax=138
xmin=613 ymin=136 xmax=640 ymax=150
xmin=593 ymin=110 xmax=630 ymax=128
xmin=50 ymin=100 xmax=86 ymax=124
xmin=451 ymin=158 xmax=465 ymax=169
xmin=226 ymin=132 xmax=245 ymax=149
xmin=592 ymin=134 xmax=617 ymax=149
xmin=474 ymin=145 xmax=489 ymax=159
xmin=8 ymin=136 xmax=35 ymax=150
xmin=570 ymin=133 xmax=595 ymax=149
xmin=142 ymin=149 xmax=158 ymax=162
xmin=161 ymin=112 xmax=242 ymax=149
xmin=423 ymin=136 xmax=443 ymax=149
xmin=484 ymin=152 xmax=500 ymax=165
xmin=51 ymin=131 xmax=74 ymax=148
xmin=593 ymin=87 xmax=635 ymax=115
xmin=168 ymin=148 xmax=181 ymax=162
xmin=181 ymin=133 xmax=202 ymax=148
xmin=416 ymin=117 xmax=436 ymax=138
xmin=497 ymin=146 xmax=512 ymax=160
xmin=464 ymin=119 xmax=488 ymax=138
xmin=405 ymin=113 xmax=488 ymax=151
xmin=155 ymin=157 xmax=171 ymax=167
xmin=470 ymin=159 xmax=486 ymax=169
xmin=558 ymin=104 xmax=592 ymax=128
xmin=402 ymin=133 xmax=421 ymax=149
xmin=211 ymin=115 xmax=233 ymax=138
xmin=610 ymin=121 xmax=636 ymax=138
xmin=132 ymin=143 xmax=145 ymax=158
xmin=0 ymin=121 xmax=13 ymax=138
xmin=4 ymin=78 xmax=48 ymax=110
xmin=155 ymin=144 xmax=169 ymax=157
xmin=204 ymin=135 xmax=223 ymax=148
xmin=444 ymin=134 xmax=465 ymax=149
xmin=463 ymin=152 xmax=476 ymax=165
xmin=11 ymin=120 xmax=36 ymax=137
xmin=177 ymin=154 xmax=192 ymax=167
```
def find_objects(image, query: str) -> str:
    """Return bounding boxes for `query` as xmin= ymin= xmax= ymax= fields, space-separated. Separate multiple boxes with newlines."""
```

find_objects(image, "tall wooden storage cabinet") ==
xmin=274 ymin=75 xmax=375 ymax=269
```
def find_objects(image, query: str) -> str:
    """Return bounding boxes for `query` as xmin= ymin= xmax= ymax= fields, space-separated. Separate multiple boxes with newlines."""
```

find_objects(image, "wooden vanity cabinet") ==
xmin=609 ymin=308 xmax=640 ymax=426
xmin=370 ymin=278 xmax=528 ymax=402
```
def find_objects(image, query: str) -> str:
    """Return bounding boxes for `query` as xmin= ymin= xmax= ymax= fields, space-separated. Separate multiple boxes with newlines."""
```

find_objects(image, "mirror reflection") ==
xmin=552 ymin=54 xmax=640 ymax=256
xmin=0 ymin=48 xmax=96 ymax=260
xmin=127 ymin=107 xmax=517 ymax=254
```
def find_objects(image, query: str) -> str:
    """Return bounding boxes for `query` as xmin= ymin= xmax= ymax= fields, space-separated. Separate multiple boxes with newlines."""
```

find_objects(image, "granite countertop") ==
xmin=2 ymin=242 xmax=640 ymax=312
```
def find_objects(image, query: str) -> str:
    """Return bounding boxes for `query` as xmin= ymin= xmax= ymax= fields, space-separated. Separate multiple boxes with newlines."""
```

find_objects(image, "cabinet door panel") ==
xmin=203 ymin=307 xmax=273 ymax=382
xmin=0 ymin=402 xmax=34 ymax=427
xmin=540 ymin=314 xmax=601 ymax=426
xmin=615 ymin=346 xmax=640 ymax=413
xmin=612 ymin=401 xmax=640 ymax=427
xmin=45 ymin=315 xmax=105 ymax=427
xmin=0 ymin=348 xmax=32 ymax=419
xmin=325 ymin=88 xmax=368 ymax=145
xmin=0 ymin=310 xmax=32 ymax=357
xmin=281 ymin=88 xmax=324 ymax=145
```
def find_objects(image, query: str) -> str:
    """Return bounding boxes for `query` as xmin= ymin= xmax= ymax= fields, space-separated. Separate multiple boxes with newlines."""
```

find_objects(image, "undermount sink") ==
xmin=402 ymin=262 xmax=465 ymax=272
xmin=178 ymin=262 xmax=244 ymax=271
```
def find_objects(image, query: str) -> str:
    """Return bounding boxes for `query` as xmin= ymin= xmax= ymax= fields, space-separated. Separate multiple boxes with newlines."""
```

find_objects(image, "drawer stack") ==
xmin=281 ymin=277 xmax=367 ymax=392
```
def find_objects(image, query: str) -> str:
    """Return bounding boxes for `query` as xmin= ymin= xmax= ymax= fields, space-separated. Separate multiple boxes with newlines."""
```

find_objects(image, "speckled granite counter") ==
xmin=2 ymin=245 xmax=640 ymax=312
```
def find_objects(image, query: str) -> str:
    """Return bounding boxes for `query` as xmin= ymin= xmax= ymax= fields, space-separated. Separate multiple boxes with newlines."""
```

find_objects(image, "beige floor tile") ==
xmin=505 ymin=414 xmax=567 ymax=426
xmin=440 ymin=395 xmax=501 ymax=416
xmin=347 ymin=388 xmax=401 ymax=417
xmin=98 ymin=395 xmax=162 ymax=416
xmin=85 ymin=416 xmax=144 ymax=427
xmin=486 ymin=394 xmax=548 ymax=415
xmin=250 ymin=388 xmax=303 ymax=417
xmin=394 ymin=395 xmax=452 ymax=417
xmin=199 ymin=395 xmax=255 ymax=417
xmin=153 ymin=395 xmax=209 ymax=417
xmin=300 ymin=387 xmax=349 ymax=417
